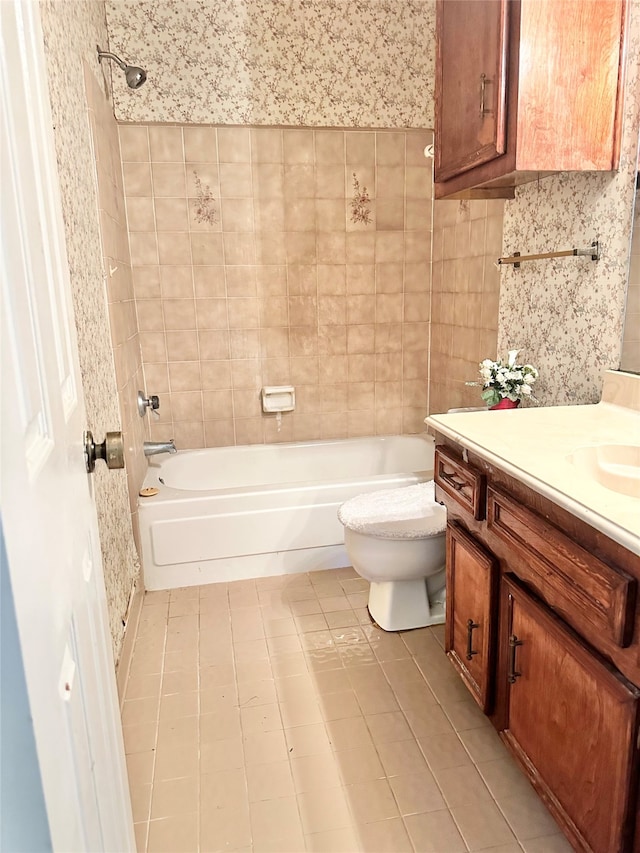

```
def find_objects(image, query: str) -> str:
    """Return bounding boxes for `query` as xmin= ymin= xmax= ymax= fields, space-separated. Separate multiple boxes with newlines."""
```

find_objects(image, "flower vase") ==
xmin=489 ymin=398 xmax=520 ymax=410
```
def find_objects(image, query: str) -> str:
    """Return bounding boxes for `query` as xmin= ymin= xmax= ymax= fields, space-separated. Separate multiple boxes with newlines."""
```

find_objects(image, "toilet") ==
xmin=338 ymin=481 xmax=447 ymax=632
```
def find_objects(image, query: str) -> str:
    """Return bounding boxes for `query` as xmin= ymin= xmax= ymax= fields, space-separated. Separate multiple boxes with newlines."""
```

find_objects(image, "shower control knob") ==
xmin=84 ymin=430 xmax=125 ymax=473
xmin=137 ymin=390 xmax=160 ymax=417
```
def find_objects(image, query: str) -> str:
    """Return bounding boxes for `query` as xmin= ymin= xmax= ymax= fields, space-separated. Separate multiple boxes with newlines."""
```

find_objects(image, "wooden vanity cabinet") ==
xmin=501 ymin=575 xmax=640 ymax=853
xmin=434 ymin=0 xmax=628 ymax=199
xmin=445 ymin=522 xmax=498 ymax=712
xmin=433 ymin=443 xmax=640 ymax=852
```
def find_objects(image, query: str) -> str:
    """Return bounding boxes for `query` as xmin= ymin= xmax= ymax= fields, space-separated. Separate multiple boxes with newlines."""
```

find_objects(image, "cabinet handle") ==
xmin=466 ymin=619 xmax=479 ymax=660
xmin=440 ymin=470 xmax=464 ymax=491
xmin=479 ymin=72 xmax=490 ymax=117
xmin=507 ymin=634 xmax=524 ymax=683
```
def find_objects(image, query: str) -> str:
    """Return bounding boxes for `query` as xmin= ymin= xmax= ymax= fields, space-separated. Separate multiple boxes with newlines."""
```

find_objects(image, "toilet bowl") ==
xmin=338 ymin=481 xmax=447 ymax=631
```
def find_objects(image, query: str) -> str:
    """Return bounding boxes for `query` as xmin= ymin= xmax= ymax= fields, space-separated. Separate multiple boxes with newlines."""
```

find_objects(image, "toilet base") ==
xmin=367 ymin=578 xmax=446 ymax=632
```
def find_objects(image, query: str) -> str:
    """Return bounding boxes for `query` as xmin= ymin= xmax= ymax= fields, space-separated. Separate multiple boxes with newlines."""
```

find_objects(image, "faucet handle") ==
xmin=138 ymin=390 xmax=161 ymax=417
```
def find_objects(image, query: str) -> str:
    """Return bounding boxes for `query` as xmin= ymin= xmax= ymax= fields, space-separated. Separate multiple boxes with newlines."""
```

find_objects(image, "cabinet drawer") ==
xmin=488 ymin=486 xmax=636 ymax=647
xmin=434 ymin=446 xmax=486 ymax=520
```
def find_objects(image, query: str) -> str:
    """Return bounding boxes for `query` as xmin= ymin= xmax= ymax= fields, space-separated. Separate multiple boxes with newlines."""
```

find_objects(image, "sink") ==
xmin=568 ymin=444 xmax=640 ymax=499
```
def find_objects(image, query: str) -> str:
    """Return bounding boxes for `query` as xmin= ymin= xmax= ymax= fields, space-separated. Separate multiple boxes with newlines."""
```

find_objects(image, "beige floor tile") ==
xmin=250 ymin=795 xmax=303 ymax=842
xmin=356 ymin=817 xmax=413 ymax=853
xmin=233 ymin=637 xmax=269 ymax=662
xmin=130 ymin=783 xmax=152 ymax=823
xmin=451 ymin=798 xmax=518 ymax=850
xmin=404 ymin=809 xmax=467 ymax=852
xmin=498 ymin=792 xmax=561 ymax=840
xmin=326 ymin=716 xmax=375 ymax=752
xmin=200 ymin=664 xmax=235 ymax=690
xmin=291 ymin=751 xmax=343 ymax=793
xmin=200 ymin=707 xmax=242 ymax=742
xmin=432 ymin=763 xmax=493 ymax=809
xmin=312 ymin=668 xmax=351 ymax=694
xmin=443 ymin=697 xmax=493 ymax=732
xmin=200 ymin=736 xmax=244 ymax=773
xmin=201 ymin=767 xmax=248 ymax=811
xmin=154 ymin=742 xmax=198 ymax=781
xmin=133 ymin=821 xmax=147 ymax=852
xmin=240 ymin=701 xmax=282 ymax=733
xmin=263 ymin=616 xmax=297 ymax=637
xmin=345 ymin=778 xmax=399 ymax=823
xmin=297 ymin=786 xmax=353 ymax=834
xmin=247 ymin=760 xmax=295 ymax=802
xmin=365 ymin=710 xmax=413 ymax=744
xmin=333 ymin=744 xmax=385 ymax=785
xmin=477 ymin=757 xmax=538 ymax=802
xmin=418 ymin=731 xmax=473 ymax=771
xmin=200 ymin=803 xmax=251 ymax=851
xmin=235 ymin=658 xmax=273 ymax=683
xmin=161 ymin=669 xmax=197 ymax=696
xmin=127 ymin=750 xmax=155 ymax=788
xmin=305 ymin=825 xmax=360 ymax=853
xmin=243 ymin=728 xmax=289 ymax=765
xmin=377 ymin=738 xmax=429 ymax=778
xmin=324 ymin=610 xmax=359 ymax=629
xmin=521 ymin=833 xmax=575 ymax=852
xmin=147 ymin=813 xmax=198 ymax=853
xmin=237 ymin=678 xmax=278 ymax=708
xmin=159 ymin=691 xmax=199 ymax=721
xmin=122 ymin=697 xmax=160 ymax=727
xmin=151 ymin=776 xmax=198 ymax=819
xmin=319 ymin=689 xmax=362 ymax=721
xmin=388 ymin=769 xmax=446 ymax=816
xmin=271 ymin=651 xmax=310 ymax=677
xmin=284 ymin=722 xmax=333 ymax=757
xmin=200 ymin=684 xmax=238 ymax=714
xmin=123 ymin=569 xmax=569 ymax=853
xmin=126 ymin=673 xmax=162 ymax=701
xmin=459 ymin=725 xmax=511 ymax=764
xmin=122 ymin=723 xmax=158 ymax=754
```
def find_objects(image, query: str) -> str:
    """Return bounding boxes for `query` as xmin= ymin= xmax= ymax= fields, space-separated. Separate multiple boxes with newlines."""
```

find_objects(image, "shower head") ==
xmin=97 ymin=47 xmax=147 ymax=89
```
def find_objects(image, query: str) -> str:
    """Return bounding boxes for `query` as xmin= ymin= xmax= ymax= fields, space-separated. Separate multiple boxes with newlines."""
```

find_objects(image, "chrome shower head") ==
xmin=97 ymin=47 xmax=147 ymax=89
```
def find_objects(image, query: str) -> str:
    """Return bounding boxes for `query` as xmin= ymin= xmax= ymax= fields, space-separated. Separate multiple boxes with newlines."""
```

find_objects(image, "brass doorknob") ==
xmin=84 ymin=430 xmax=125 ymax=473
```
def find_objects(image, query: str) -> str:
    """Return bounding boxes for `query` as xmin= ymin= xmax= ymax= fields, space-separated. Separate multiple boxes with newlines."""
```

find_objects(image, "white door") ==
xmin=0 ymin=2 xmax=135 ymax=851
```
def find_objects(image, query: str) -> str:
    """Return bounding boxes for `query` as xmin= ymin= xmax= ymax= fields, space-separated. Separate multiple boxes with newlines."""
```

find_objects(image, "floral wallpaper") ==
xmin=104 ymin=0 xmax=435 ymax=127
xmin=39 ymin=0 xmax=139 ymax=660
xmin=498 ymin=1 xmax=640 ymax=407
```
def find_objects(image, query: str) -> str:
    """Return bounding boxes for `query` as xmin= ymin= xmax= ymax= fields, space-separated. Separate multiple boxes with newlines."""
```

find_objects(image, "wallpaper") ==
xmin=104 ymin=0 xmax=435 ymax=127
xmin=498 ymin=1 xmax=640 ymax=406
xmin=39 ymin=0 xmax=139 ymax=660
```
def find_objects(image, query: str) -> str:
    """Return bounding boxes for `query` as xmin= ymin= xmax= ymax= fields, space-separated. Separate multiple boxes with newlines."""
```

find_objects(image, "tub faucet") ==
xmin=143 ymin=439 xmax=177 ymax=457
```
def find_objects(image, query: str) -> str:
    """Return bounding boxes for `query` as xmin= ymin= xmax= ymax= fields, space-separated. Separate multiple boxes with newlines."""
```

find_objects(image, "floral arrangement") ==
xmin=467 ymin=350 xmax=538 ymax=407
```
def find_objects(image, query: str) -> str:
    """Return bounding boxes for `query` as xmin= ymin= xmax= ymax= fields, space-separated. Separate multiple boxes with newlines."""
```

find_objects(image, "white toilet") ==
xmin=338 ymin=481 xmax=447 ymax=632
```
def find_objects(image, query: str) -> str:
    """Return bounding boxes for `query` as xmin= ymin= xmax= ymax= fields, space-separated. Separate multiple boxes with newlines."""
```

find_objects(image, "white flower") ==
xmin=466 ymin=349 xmax=538 ymax=407
xmin=507 ymin=349 xmax=519 ymax=367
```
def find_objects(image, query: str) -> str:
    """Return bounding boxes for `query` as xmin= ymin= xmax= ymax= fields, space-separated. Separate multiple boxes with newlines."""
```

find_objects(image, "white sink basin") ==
xmin=568 ymin=444 xmax=640 ymax=499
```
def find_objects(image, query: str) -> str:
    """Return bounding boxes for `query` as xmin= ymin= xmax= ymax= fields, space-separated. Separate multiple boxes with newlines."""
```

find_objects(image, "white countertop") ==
xmin=426 ymin=397 xmax=640 ymax=557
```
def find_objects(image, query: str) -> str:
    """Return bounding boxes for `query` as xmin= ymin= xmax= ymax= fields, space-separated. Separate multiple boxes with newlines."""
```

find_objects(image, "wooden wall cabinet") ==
xmin=433 ymin=443 xmax=640 ymax=852
xmin=434 ymin=0 xmax=628 ymax=199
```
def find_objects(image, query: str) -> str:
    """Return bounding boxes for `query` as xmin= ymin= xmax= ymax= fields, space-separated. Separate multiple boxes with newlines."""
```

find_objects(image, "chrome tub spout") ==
xmin=143 ymin=439 xmax=177 ymax=457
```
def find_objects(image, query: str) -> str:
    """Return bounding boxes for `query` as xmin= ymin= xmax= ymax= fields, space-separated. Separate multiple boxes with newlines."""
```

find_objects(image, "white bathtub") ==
xmin=138 ymin=434 xmax=434 ymax=590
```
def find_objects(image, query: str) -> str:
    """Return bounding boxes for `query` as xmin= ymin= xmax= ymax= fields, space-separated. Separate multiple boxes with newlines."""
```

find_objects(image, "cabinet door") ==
xmin=445 ymin=522 xmax=498 ymax=712
xmin=501 ymin=575 xmax=640 ymax=853
xmin=435 ymin=0 xmax=510 ymax=182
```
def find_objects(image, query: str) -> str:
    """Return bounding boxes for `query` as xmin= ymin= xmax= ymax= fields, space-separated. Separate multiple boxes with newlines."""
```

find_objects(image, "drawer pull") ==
xmin=441 ymin=470 xmax=465 ymax=491
xmin=466 ymin=619 xmax=479 ymax=660
xmin=507 ymin=634 xmax=523 ymax=684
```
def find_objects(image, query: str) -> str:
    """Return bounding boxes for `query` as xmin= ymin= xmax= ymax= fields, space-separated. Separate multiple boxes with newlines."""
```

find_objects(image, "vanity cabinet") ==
xmin=434 ymin=0 xmax=628 ymax=199
xmin=433 ymin=443 xmax=640 ymax=852
xmin=445 ymin=522 xmax=498 ymax=712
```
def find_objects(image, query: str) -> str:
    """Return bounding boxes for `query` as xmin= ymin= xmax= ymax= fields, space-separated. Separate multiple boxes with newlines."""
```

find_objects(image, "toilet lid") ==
xmin=337 ymin=481 xmax=447 ymax=540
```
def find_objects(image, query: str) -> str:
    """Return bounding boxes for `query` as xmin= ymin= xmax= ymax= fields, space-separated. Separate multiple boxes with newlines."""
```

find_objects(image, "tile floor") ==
xmin=122 ymin=568 xmax=573 ymax=853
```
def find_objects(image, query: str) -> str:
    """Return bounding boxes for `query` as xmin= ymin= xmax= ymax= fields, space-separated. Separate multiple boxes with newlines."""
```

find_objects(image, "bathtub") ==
xmin=138 ymin=434 xmax=434 ymax=590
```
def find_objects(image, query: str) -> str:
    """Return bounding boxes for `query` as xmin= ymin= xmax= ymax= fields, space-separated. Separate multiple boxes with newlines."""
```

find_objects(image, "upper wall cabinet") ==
xmin=434 ymin=0 xmax=628 ymax=199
